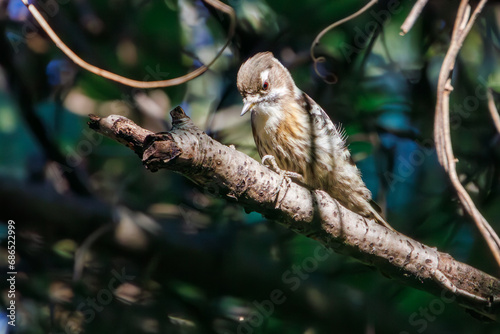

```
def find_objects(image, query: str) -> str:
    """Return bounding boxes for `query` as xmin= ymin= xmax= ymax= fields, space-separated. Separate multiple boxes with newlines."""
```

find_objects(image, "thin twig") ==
xmin=433 ymin=0 xmax=500 ymax=268
xmin=310 ymin=0 xmax=378 ymax=82
xmin=400 ymin=0 xmax=429 ymax=36
xmin=21 ymin=0 xmax=235 ymax=88
xmin=487 ymin=89 xmax=500 ymax=134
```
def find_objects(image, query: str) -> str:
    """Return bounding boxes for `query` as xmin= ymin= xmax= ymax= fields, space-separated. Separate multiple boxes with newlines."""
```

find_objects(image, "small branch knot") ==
xmin=142 ymin=133 xmax=182 ymax=172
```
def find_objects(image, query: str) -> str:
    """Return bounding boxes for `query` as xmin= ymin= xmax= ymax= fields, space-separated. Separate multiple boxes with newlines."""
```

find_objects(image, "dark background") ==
xmin=1 ymin=0 xmax=500 ymax=333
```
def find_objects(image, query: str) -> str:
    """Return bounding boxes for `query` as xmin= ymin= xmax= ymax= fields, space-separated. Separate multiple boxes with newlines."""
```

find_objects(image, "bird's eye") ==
xmin=262 ymin=81 xmax=269 ymax=91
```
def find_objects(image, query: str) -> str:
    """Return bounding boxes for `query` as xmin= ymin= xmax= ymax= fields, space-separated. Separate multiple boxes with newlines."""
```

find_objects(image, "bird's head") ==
xmin=236 ymin=52 xmax=296 ymax=116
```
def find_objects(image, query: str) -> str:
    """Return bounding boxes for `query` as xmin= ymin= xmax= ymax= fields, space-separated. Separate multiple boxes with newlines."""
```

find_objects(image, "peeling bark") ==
xmin=88 ymin=107 xmax=500 ymax=321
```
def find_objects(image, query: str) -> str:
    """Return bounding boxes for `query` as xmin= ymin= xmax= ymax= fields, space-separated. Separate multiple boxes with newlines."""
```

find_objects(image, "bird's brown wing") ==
xmin=299 ymin=92 xmax=348 ymax=156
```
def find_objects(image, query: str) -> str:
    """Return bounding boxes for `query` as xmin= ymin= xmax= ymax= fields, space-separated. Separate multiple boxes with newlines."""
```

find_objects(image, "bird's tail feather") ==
xmin=369 ymin=200 xmax=395 ymax=231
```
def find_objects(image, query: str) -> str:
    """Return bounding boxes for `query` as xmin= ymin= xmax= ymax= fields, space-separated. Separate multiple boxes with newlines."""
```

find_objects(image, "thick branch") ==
xmin=88 ymin=108 xmax=500 ymax=321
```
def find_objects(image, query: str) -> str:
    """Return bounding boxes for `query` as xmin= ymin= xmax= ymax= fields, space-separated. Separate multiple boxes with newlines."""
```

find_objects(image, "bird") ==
xmin=236 ymin=51 xmax=394 ymax=231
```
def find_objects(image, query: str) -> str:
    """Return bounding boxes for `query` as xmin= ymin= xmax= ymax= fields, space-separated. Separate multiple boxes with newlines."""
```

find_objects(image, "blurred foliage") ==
xmin=1 ymin=0 xmax=500 ymax=333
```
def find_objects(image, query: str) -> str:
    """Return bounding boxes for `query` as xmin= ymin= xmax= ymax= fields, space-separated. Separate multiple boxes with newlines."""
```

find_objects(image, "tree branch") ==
xmin=310 ymin=0 xmax=378 ymax=83
xmin=21 ymin=0 xmax=235 ymax=88
xmin=400 ymin=0 xmax=429 ymax=36
xmin=432 ymin=0 xmax=500 ymax=268
xmin=88 ymin=107 xmax=500 ymax=321
xmin=487 ymin=88 xmax=500 ymax=134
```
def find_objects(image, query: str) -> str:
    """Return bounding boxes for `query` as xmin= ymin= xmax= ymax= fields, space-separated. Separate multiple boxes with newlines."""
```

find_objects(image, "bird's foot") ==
xmin=261 ymin=155 xmax=304 ymax=208
xmin=261 ymin=155 xmax=304 ymax=183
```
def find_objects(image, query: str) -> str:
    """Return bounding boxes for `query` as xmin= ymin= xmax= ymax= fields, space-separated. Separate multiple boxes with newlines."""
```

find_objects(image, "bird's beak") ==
xmin=241 ymin=101 xmax=255 ymax=116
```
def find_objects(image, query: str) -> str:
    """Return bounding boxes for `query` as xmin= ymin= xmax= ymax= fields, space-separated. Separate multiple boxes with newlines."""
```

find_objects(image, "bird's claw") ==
xmin=262 ymin=155 xmax=304 ymax=183
xmin=261 ymin=155 xmax=304 ymax=208
xmin=262 ymin=155 xmax=280 ymax=172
